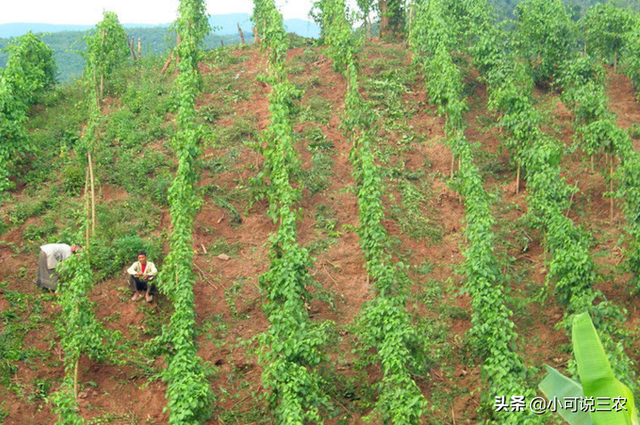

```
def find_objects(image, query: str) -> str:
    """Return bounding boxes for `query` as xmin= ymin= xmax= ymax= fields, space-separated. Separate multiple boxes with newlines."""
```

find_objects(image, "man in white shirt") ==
xmin=127 ymin=251 xmax=158 ymax=303
xmin=36 ymin=243 xmax=81 ymax=291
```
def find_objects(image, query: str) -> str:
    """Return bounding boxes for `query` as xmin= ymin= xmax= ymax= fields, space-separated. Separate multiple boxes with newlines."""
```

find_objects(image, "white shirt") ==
xmin=127 ymin=261 xmax=158 ymax=277
xmin=40 ymin=244 xmax=72 ymax=269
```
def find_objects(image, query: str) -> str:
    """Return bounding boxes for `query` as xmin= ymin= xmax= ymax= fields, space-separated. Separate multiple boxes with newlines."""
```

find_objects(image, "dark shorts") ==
xmin=128 ymin=275 xmax=156 ymax=294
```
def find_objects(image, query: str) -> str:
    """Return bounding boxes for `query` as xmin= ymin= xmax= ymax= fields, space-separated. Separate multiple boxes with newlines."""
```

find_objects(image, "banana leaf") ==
xmin=573 ymin=312 xmax=638 ymax=425
xmin=540 ymin=365 xmax=594 ymax=425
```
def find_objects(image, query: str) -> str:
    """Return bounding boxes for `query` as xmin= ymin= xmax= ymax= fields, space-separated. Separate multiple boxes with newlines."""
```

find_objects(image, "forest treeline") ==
xmin=490 ymin=0 xmax=639 ymax=18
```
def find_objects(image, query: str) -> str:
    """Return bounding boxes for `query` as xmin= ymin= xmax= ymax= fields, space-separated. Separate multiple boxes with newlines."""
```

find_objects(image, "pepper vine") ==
xmin=251 ymin=1 xmax=330 ymax=422
xmin=411 ymin=1 xmax=541 ymax=422
xmin=150 ymin=1 xmax=215 ymax=424
xmin=323 ymin=0 xmax=427 ymax=422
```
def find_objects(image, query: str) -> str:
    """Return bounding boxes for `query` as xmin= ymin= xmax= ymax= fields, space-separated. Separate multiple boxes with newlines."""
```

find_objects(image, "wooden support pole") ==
xmin=161 ymin=51 xmax=174 ymax=74
xmin=129 ymin=36 xmax=137 ymax=60
xmin=100 ymin=30 xmax=105 ymax=100
xmin=175 ymin=34 xmax=181 ymax=76
xmin=610 ymin=154 xmax=615 ymax=222
xmin=88 ymin=151 xmax=96 ymax=239
xmin=516 ymin=163 xmax=520 ymax=194
xmin=74 ymin=358 xmax=79 ymax=399
xmin=450 ymin=154 xmax=455 ymax=179
xmin=100 ymin=74 xmax=104 ymax=101
xmin=84 ymin=167 xmax=90 ymax=248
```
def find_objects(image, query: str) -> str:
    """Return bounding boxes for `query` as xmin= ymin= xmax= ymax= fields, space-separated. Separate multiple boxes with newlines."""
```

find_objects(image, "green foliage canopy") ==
xmin=378 ymin=0 xmax=404 ymax=39
xmin=84 ymin=11 xmax=129 ymax=88
xmin=1 ymin=31 xmax=56 ymax=104
xmin=515 ymin=0 xmax=576 ymax=82
xmin=0 ymin=31 xmax=56 ymax=195
xmin=580 ymin=2 xmax=637 ymax=67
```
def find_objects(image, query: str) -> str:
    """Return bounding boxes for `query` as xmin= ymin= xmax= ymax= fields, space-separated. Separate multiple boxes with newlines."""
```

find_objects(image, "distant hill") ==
xmin=0 ymin=22 xmax=163 ymax=39
xmin=0 ymin=13 xmax=320 ymax=40
xmin=0 ymin=28 xmax=246 ymax=83
xmin=0 ymin=14 xmax=320 ymax=83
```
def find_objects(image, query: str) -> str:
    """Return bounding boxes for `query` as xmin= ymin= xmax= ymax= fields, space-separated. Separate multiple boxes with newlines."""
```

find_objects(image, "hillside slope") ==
xmin=1 ymin=40 xmax=640 ymax=424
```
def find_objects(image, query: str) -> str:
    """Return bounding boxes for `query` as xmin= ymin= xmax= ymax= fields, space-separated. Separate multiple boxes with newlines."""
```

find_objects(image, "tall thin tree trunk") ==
xmin=379 ymin=0 xmax=389 ymax=38
xmin=408 ymin=3 xmax=414 ymax=38
xmin=516 ymin=163 xmax=520 ymax=194
xmin=138 ymin=37 xmax=141 ymax=58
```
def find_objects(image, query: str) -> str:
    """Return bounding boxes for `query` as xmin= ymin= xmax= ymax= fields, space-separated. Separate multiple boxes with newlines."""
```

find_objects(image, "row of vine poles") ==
xmin=409 ymin=1 xmax=542 ymax=423
xmin=50 ymin=12 xmax=132 ymax=424
xmin=79 ymin=11 xmax=131 ymax=249
xmin=556 ymin=30 xmax=640 ymax=297
xmin=251 ymin=1 xmax=331 ymax=423
xmin=0 ymin=23 xmax=119 ymax=425
xmin=464 ymin=0 xmax=638 ymax=393
xmin=322 ymin=1 xmax=427 ymax=423
xmin=145 ymin=1 xmax=215 ymax=424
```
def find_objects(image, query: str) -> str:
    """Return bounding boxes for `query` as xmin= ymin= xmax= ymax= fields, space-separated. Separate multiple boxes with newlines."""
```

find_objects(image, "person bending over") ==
xmin=36 ymin=243 xmax=81 ymax=292
xmin=127 ymin=251 xmax=158 ymax=303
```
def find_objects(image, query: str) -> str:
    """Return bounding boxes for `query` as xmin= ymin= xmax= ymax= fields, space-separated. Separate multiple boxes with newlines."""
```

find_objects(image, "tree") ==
xmin=623 ymin=26 xmax=640 ymax=95
xmin=379 ymin=0 xmax=404 ymax=39
xmin=84 ymin=11 xmax=129 ymax=100
xmin=580 ymin=2 xmax=637 ymax=71
xmin=357 ymin=0 xmax=375 ymax=38
xmin=515 ymin=0 xmax=576 ymax=83
xmin=1 ymin=31 xmax=56 ymax=105
xmin=0 ymin=32 xmax=56 ymax=196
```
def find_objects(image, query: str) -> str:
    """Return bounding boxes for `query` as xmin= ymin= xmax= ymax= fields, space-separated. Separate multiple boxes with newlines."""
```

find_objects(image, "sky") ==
xmin=0 ymin=0 xmax=330 ymax=25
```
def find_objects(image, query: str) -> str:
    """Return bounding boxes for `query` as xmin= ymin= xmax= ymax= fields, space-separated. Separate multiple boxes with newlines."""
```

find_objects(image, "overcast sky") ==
xmin=0 ymin=0 xmax=334 ymax=25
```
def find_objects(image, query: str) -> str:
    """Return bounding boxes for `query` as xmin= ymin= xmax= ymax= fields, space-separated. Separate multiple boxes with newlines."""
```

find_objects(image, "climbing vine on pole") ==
xmin=84 ymin=11 xmax=129 ymax=101
xmin=151 ymin=1 xmax=214 ymax=424
xmin=52 ymin=250 xmax=119 ymax=424
xmin=0 ymin=32 xmax=55 ymax=197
